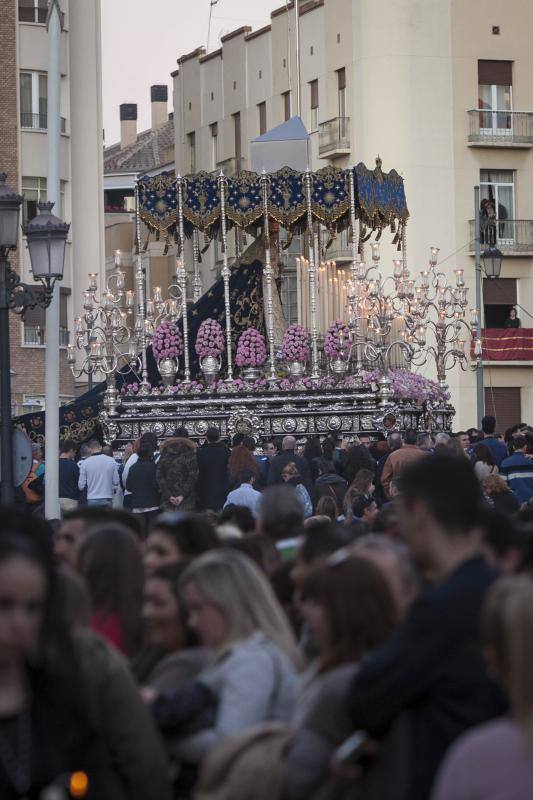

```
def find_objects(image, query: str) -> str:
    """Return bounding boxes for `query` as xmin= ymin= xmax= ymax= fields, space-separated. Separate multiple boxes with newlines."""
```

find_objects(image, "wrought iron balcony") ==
xmin=318 ymin=117 xmax=351 ymax=158
xmin=20 ymin=113 xmax=67 ymax=133
xmin=23 ymin=325 xmax=70 ymax=347
xmin=467 ymin=110 xmax=533 ymax=147
xmin=469 ymin=219 xmax=533 ymax=255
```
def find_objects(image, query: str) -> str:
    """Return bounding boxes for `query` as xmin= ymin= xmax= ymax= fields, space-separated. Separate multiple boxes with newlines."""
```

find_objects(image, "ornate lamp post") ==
xmin=0 ymin=174 xmax=68 ymax=505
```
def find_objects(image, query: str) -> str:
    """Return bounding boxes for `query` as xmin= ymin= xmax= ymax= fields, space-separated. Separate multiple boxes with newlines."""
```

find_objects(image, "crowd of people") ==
xmin=2 ymin=414 xmax=533 ymax=798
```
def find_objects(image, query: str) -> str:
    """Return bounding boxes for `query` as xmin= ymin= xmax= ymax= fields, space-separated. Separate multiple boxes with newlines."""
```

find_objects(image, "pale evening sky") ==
xmin=101 ymin=0 xmax=282 ymax=145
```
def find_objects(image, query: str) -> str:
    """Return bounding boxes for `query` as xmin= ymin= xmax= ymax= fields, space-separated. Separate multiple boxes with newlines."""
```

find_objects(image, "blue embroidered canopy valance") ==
xmin=137 ymin=159 xmax=408 ymax=250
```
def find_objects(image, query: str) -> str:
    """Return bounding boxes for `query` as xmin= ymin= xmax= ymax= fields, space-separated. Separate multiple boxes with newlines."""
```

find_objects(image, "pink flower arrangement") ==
xmin=195 ymin=318 xmax=224 ymax=358
xmin=235 ymin=328 xmax=267 ymax=368
xmin=281 ymin=324 xmax=311 ymax=362
xmin=324 ymin=320 xmax=351 ymax=358
xmin=362 ymin=368 xmax=450 ymax=404
xmin=151 ymin=320 xmax=183 ymax=360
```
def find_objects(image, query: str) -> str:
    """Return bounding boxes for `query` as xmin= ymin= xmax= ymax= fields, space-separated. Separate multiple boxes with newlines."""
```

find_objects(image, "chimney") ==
xmin=120 ymin=103 xmax=137 ymax=148
xmin=151 ymin=84 xmax=168 ymax=130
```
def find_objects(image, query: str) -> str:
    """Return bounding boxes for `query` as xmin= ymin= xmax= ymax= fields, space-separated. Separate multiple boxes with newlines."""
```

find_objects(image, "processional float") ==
xmin=69 ymin=159 xmax=482 ymax=447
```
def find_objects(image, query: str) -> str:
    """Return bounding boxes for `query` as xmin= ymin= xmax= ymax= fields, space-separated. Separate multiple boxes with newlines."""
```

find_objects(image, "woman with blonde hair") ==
xmin=482 ymin=473 xmax=520 ymax=515
xmin=149 ymin=549 xmax=299 ymax=766
xmin=431 ymin=575 xmax=533 ymax=800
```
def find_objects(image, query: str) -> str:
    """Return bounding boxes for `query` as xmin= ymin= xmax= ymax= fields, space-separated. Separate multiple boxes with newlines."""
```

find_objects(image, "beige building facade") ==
xmin=6 ymin=0 xmax=105 ymax=411
xmin=171 ymin=0 xmax=533 ymax=431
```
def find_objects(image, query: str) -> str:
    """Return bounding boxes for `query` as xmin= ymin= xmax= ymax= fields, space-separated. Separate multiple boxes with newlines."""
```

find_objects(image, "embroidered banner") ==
xmin=481 ymin=328 xmax=533 ymax=361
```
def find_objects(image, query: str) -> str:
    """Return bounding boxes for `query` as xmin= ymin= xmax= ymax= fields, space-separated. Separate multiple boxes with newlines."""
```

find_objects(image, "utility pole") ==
xmin=474 ymin=185 xmax=484 ymax=427
xmin=45 ymin=0 xmax=62 ymax=519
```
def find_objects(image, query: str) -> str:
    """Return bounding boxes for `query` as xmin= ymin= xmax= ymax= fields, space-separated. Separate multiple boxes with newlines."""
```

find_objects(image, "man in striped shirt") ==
xmin=499 ymin=434 xmax=533 ymax=505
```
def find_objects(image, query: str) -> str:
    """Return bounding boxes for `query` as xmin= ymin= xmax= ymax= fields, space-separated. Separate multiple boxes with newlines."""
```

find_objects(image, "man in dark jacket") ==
xmin=347 ymin=456 xmax=505 ymax=800
xmin=470 ymin=414 xmax=508 ymax=466
xmin=267 ymin=435 xmax=311 ymax=485
xmin=196 ymin=426 xmax=231 ymax=511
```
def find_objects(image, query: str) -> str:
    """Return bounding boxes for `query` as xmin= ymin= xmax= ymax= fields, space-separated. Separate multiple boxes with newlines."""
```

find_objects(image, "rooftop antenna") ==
xmin=207 ymin=0 xmax=219 ymax=53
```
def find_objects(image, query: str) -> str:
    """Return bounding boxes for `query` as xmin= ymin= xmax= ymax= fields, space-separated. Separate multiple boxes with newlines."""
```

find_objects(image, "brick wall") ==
xmin=0 ymin=0 xmax=74 ymax=415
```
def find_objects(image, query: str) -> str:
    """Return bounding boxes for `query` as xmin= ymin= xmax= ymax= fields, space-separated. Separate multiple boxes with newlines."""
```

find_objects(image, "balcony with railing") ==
xmin=20 ymin=112 xmax=67 ymax=133
xmin=469 ymin=219 xmax=533 ymax=255
xmin=318 ymin=117 xmax=351 ymax=158
xmin=479 ymin=328 xmax=533 ymax=363
xmin=467 ymin=110 xmax=533 ymax=147
xmin=23 ymin=325 xmax=70 ymax=347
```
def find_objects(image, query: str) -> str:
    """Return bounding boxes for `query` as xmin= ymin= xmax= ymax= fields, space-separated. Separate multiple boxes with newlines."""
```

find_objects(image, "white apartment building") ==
xmin=171 ymin=0 xmax=533 ymax=431
xmin=14 ymin=0 xmax=104 ymax=409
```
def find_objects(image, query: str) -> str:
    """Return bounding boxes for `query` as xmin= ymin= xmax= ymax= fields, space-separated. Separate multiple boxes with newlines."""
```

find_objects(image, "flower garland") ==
xmin=324 ymin=320 xmax=351 ymax=358
xmin=235 ymin=329 xmax=267 ymax=368
xmin=151 ymin=320 xmax=183 ymax=360
xmin=281 ymin=323 xmax=311 ymax=362
xmin=195 ymin=318 xmax=224 ymax=358
xmin=363 ymin=368 xmax=450 ymax=404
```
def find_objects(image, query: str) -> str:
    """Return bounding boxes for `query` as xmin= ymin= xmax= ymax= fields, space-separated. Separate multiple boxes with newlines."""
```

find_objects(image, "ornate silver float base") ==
xmin=101 ymin=387 xmax=455 ymax=448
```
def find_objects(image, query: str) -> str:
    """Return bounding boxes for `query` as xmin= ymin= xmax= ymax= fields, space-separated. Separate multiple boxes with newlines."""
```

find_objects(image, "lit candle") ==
xmin=153 ymin=286 xmax=162 ymax=303
xmin=114 ymin=250 xmax=122 ymax=268
xmin=470 ymin=308 xmax=478 ymax=324
xmin=75 ymin=317 xmax=83 ymax=333
xmin=454 ymin=269 xmax=464 ymax=288
xmin=88 ymin=273 xmax=97 ymax=291
xmin=429 ymin=246 xmax=439 ymax=266
xmin=116 ymin=270 xmax=125 ymax=291
xmin=371 ymin=242 xmax=380 ymax=262
xmin=125 ymin=290 xmax=134 ymax=309
xmin=393 ymin=259 xmax=403 ymax=279
xmin=67 ymin=344 xmax=75 ymax=363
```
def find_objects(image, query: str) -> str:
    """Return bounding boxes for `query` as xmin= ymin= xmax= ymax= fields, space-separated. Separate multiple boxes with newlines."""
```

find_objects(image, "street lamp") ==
xmin=482 ymin=246 xmax=503 ymax=280
xmin=0 ymin=174 xmax=69 ymax=506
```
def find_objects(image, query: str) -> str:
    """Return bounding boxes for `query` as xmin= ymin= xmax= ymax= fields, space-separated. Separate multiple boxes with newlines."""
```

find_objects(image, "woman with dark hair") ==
xmin=144 ymin=512 xmax=220 ymax=576
xmin=343 ymin=440 xmax=376 ymax=485
xmin=77 ymin=524 xmax=144 ymax=656
xmin=0 ymin=524 xmax=108 ymax=798
xmin=473 ymin=443 xmax=499 ymax=481
xmin=227 ymin=444 xmax=259 ymax=490
xmin=126 ymin=440 xmax=161 ymax=531
xmin=280 ymin=554 xmax=397 ymax=799
xmin=138 ymin=563 xmax=208 ymax=691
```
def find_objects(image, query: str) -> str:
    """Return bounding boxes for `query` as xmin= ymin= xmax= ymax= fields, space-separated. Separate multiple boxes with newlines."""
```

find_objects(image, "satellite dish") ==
xmin=0 ymin=430 xmax=33 ymax=487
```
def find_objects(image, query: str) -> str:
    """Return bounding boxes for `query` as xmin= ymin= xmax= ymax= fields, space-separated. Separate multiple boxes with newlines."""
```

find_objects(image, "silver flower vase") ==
xmin=200 ymin=355 xmax=221 ymax=386
xmin=158 ymin=357 xmax=178 ymax=391
xmin=329 ymin=356 xmax=349 ymax=375
xmin=241 ymin=366 xmax=263 ymax=382
xmin=288 ymin=360 xmax=306 ymax=377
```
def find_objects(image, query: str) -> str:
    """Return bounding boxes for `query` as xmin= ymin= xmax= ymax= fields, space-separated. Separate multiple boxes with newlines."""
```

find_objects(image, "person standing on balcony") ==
xmin=504 ymin=307 xmax=521 ymax=328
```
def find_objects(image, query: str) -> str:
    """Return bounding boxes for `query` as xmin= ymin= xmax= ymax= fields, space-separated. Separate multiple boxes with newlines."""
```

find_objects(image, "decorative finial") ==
xmin=375 ymin=155 xmax=382 ymax=170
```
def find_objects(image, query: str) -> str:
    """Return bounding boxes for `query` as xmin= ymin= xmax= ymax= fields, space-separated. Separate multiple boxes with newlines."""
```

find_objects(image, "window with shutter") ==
xmin=478 ymin=61 xmax=512 ymax=136
xmin=309 ymin=80 xmax=318 ymax=131
xmin=483 ymin=277 xmax=517 ymax=327
xmin=257 ymin=102 xmax=267 ymax=136
xmin=484 ymin=387 xmax=521 ymax=435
